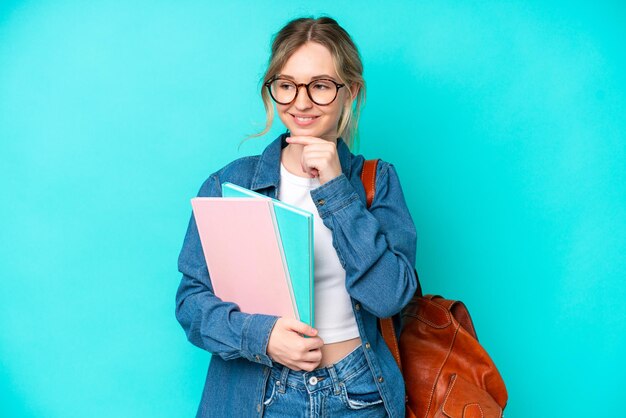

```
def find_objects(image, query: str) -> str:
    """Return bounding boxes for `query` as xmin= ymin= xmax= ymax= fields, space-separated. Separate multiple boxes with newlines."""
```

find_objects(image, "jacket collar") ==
xmin=250 ymin=132 xmax=353 ymax=192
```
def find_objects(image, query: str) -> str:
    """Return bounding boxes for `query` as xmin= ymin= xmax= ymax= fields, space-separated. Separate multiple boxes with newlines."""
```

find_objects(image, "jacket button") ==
xmin=255 ymin=355 xmax=261 ymax=362
xmin=355 ymin=303 xmax=361 ymax=310
xmin=257 ymin=404 xmax=261 ymax=412
xmin=317 ymin=199 xmax=326 ymax=206
xmin=365 ymin=342 xmax=371 ymax=349
xmin=378 ymin=376 xmax=384 ymax=383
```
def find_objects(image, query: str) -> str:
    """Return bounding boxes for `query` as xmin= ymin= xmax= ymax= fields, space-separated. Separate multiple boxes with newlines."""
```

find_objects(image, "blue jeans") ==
xmin=262 ymin=345 xmax=388 ymax=417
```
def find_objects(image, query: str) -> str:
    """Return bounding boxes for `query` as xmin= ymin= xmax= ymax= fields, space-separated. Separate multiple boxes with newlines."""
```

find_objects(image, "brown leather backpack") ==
xmin=361 ymin=159 xmax=508 ymax=418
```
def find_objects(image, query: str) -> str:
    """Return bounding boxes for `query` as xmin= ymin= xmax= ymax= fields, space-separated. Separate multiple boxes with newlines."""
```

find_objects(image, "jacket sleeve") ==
xmin=309 ymin=162 xmax=418 ymax=318
xmin=175 ymin=174 xmax=278 ymax=367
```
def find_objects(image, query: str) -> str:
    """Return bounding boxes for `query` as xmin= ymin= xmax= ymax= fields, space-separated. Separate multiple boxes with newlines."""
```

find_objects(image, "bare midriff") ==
xmin=318 ymin=337 xmax=362 ymax=368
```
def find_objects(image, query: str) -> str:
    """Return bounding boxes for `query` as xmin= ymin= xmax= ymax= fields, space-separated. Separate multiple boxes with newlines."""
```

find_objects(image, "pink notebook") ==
xmin=191 ymin=197 xmax=297 ymax=319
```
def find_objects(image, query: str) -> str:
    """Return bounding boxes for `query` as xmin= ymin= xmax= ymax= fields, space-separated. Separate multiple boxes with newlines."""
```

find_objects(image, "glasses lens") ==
xmin=269 ymin=79 xmax=297 ymax=104
xmin=308 ymin=80 xmax=338 ymax=105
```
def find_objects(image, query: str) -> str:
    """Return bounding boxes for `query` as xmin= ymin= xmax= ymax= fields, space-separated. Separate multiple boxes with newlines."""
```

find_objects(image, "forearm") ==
xmin=327 ymin=206 xmax=417 ymax=317
xmin=310 ymin=166 xmax=418 ymax=318
xmin=175 ymin=271 xmax=278 ymax=366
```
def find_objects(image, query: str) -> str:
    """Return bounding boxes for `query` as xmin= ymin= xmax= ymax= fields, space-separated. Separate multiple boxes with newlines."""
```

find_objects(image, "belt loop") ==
xmin=278 ymin=366 xmax=289 ymax=394
xmin=327 ymin=365 xmax=341 ymax=395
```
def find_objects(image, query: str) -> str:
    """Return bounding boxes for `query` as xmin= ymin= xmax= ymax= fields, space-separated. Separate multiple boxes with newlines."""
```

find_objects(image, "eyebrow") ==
xmin=277 ymin=74 xmax=338 ymax=81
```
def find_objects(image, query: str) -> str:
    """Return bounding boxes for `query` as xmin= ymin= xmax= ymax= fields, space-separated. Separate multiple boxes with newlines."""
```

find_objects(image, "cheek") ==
xmin=327 ymin=103 xmax=345 ymax=123
xmin=332 ymin=93 xmax=351 ymax=119
xmin=276 ymin=104 xmax=291 ymax=121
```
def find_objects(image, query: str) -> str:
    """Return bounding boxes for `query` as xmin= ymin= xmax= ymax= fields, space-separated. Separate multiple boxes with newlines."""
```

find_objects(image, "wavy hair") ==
xmin=245 ymin=16 xmax=365 ymax=150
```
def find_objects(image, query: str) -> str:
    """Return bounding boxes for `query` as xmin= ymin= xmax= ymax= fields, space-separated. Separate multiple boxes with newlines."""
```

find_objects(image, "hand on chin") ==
xmin=288 ymin=129 xmax=335 ymax=143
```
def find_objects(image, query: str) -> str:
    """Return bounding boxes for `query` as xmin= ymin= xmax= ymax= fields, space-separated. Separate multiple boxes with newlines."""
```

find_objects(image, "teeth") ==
xmin=296 ymin=116 xmax=316 ymax=121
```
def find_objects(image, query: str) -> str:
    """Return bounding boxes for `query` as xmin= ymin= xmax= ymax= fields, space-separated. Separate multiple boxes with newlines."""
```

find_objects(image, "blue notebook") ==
xmin=221 ymin=182 xmax=315 ymax=327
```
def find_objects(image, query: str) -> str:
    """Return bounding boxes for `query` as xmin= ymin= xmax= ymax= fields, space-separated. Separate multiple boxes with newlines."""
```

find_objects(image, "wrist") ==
xmin=319 ymin=167 xmax=342 ymax=185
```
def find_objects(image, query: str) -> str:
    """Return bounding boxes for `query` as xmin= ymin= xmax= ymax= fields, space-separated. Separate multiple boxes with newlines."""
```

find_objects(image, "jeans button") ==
xmin=309 ymin=376 xmax=318 ymax=385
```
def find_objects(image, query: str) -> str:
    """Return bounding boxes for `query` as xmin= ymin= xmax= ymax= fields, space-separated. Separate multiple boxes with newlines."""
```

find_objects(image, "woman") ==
xmin=176 ymin=16 xmax=418 ymax=418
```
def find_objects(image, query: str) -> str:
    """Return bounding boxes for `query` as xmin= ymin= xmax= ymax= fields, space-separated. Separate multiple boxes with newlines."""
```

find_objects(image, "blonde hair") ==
xmin=246 ymin=16 xmax=365 ymax=150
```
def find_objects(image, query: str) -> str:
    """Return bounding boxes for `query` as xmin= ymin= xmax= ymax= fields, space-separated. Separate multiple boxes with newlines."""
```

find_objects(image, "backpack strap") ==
xmin=360 ymin=159 xmax=403 ymax=372
xmin=361 ymin=159 xmax=378 ymax=207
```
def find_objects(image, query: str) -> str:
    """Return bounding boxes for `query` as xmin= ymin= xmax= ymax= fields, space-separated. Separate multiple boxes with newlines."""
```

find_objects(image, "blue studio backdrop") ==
xmin=1 ymin=1 xmax=625 ymax=417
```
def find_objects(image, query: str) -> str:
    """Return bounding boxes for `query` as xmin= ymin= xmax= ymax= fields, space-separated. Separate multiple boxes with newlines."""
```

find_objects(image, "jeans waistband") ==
xmin=269 ymin=345 xmax=368 ymax=395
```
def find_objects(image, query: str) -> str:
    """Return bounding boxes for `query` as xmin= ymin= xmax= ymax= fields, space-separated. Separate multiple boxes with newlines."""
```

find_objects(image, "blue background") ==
xmin=1 ymin=1 xmax=625 ymax=417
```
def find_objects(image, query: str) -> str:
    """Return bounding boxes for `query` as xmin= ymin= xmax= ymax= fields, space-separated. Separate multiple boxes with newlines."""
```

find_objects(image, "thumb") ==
xmin=286 ymin=318 xmax=318 ymax=336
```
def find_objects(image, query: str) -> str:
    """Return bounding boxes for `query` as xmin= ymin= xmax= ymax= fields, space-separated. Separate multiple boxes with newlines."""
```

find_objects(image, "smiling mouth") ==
xmin=292 ymin=114 xmax=319 ymax=121
xmin=290 ymin=114 xmax=320 ymax=126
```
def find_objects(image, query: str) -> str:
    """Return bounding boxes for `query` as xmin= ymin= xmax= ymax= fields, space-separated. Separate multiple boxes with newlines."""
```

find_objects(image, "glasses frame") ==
xmin=264 ymin=77 xmax=346 ymax=106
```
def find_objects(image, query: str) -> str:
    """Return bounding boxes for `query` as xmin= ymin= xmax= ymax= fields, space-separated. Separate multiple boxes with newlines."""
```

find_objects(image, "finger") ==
xmin=299 ymin=159 xmax=319 ymax=178
xmin=300 ymin=158 xmax=326 ymax=175
xmin=300 ymin=162 xmax=319 ymax=178
xmin=286 ymin=136 xmax=327 ymax=145
xmin=302 ymin=348 xmax=323 ymax=363
xmin=300 ymin=152 xmax=332 ymax=166
xmin=283 ymin=318 xmax=318 ymax=337
xmin=286 ymin=362 xmax=303 ymax=372
xmin=297 ymin=141 xmax=336 ymax=151
xmin=301 ymin=151 xmax=335 ymax=163
xmin=303 ymin=336 xmax=325 ymax=351
xmin=301 ymin=363 xmax=319 ymax=372
xmin=291 ymin=346 xmax=318 ymax=362
xmin=298 ymin=361 xmax=321 ymax=372
xmin=286 ymin=357 xmax=319 ymax=372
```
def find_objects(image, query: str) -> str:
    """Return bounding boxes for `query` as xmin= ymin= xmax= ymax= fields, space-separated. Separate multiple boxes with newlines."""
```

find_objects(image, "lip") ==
xmin=290 ymin=113 xmax=320 ymax=127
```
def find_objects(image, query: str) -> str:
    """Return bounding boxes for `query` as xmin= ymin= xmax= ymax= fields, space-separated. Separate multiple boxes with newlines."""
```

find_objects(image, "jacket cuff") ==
xmin=241 ymin=313 xmax=279 ymax=367
xmin=310 ymin=174 xmax=359 ymax=218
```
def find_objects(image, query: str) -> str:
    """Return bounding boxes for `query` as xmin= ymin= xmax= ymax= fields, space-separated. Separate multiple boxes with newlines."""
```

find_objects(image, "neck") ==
xmin=281 ymin=143 xmax=309 ymax=178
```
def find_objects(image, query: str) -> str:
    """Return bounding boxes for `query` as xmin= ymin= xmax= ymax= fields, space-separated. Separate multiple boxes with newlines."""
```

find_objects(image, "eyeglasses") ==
xmin=264 ymin=77 xmax=345 ymax=106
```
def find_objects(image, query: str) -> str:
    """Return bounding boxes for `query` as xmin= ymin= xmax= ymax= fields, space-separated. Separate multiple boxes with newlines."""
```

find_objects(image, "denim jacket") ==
xmin=176 ymin=133 xmax=418 ymax=418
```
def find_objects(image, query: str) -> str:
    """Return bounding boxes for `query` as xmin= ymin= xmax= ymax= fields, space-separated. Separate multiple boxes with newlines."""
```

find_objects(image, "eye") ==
xmin=312 ymin=80 xmax=333 ymax=90
xmin=278 ymin=81 xmax=295 ymax=90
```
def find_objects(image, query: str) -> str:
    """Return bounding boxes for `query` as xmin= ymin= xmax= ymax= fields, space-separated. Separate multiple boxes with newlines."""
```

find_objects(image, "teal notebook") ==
xmin=221 ymin=182 xmax=315 ymax=327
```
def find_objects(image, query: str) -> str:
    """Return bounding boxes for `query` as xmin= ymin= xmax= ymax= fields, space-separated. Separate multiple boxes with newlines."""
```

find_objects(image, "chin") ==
xmin=288 ymin=127 xmax=317 ymax=137
xmin=286 ymin=125 xmax=335 ymax=140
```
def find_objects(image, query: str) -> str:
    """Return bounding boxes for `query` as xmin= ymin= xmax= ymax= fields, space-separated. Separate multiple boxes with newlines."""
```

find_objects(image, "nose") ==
xmin=293 ymin=85 xmax=313 ymax=110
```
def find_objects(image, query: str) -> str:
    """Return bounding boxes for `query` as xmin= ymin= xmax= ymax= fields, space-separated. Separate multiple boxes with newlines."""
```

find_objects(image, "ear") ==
xmin=349 ymin=83 xmax=360 ymax=100
xmin=342 ymin=83 xmax=359 ymax=110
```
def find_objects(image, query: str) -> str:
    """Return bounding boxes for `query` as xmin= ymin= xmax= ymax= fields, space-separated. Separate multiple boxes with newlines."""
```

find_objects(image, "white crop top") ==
xmin=278 ymin=163 xmax=360 ymax=344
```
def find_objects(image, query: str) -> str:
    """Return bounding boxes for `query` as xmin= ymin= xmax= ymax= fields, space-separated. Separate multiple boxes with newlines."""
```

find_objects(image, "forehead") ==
xmin=280 ymin=42 xmax=338 ymax=80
